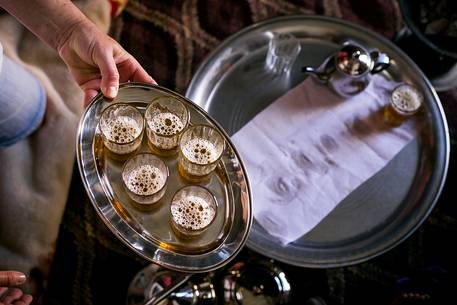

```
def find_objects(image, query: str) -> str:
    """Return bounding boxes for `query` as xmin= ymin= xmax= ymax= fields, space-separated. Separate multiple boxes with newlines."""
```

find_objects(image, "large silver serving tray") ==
xmin=76 ymin=83 xmax=252 ymax=272
xmin=186 ymin=15 xmax=449 ymax=267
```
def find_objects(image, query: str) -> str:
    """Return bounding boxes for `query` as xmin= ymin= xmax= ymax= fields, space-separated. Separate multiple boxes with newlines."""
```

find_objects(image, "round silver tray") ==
xmin=76 ymin=83 xmax=252 ymax=272
xmin=186 ymin=15 xmax=450 ymax=267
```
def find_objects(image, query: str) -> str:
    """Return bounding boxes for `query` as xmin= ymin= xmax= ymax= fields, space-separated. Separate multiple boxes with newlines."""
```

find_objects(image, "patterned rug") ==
xmin=44 ymin=1 xmax=457 ymax=304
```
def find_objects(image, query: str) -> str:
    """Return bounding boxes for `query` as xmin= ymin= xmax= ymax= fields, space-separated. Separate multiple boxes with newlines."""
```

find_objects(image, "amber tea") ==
xmin=384 ymin=84 xmax=423 ymax=126
xmin=122 ymin=153 xmax=168 ymax=205
xmin=99 ymin=103 xmax=144 ymax=155
xmin=178 ymin=125 xmax=224 ymax=182
xmin=145 ymin=97 xmax=189 ymax=156
xmin=170 ymin=185 xmax=217 ymax=238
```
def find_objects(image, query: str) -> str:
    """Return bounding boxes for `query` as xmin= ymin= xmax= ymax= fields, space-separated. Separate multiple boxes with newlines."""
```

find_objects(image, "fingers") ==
xmin=114 ymin=52 xmax=155 ymax=84
xmin=84 ymin=89 xmax=99 ymax=107
xmin=0 ymin=272 xmax=26 ymax=287
xmin=95 ymin=48 xmax=120 ymax=100
xmin=12 ymin=294 xmax=33 ymax=305
xmin=95 ymin=50 xmax=156 ymax=101
xmin=0 ymin=287 xmax=8 ymax=299
xmin=132 ymin=67 xmax=157 ymax=85
xmin=80 ymin=78 xmax=102 ymax=107
xmin=83 ymin=48 xmax=156 ymax=107
xmin=129 ymin=58 xmax=156 ymax=85
xmin=0 ymin=288 xmax=22 ymax=304
xmin=0 ymin=288 xmax=32 ymax=305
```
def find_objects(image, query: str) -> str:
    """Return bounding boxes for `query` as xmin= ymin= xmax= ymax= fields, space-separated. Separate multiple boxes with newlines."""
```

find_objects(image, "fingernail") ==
xmin=14 ymin=272 xmax=27 ymax=285
xmin=107 ymin=86 xmax=118 ymax=98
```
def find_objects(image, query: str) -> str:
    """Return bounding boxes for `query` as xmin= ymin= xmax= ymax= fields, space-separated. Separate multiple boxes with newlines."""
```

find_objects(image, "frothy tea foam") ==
xmin=125 ymin=165 xmax=166 ymax=196
xmin=105 ymin=116 xmax=141 ymax=143
xmin=148 ymin=112 xmax=184 ymax=136
xmin=182 ymin=138 xmax=218 ymax=165
xmin=391 ymin=85 xmax=423 ymax=114
xmin=171 ymin=196 xmax=216 ymax=231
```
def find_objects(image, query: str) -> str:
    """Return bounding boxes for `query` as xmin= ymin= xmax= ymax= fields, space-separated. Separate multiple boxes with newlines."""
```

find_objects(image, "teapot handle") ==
xmin=302 ymin=66 xmax=330 ymax=82
xmin=370 ymin=51 xmax=390 ymax=74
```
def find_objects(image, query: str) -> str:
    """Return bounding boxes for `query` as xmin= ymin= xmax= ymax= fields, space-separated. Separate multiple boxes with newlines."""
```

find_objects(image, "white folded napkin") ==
xmin=232 ymin=75 xmax=419 ymax=245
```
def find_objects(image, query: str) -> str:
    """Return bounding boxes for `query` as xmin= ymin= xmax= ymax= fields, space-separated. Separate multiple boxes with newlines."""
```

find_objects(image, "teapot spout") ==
xmin=302 ymin=66 xmax=330 ymax=82
xmin=370 ymin=51 xmax=390 ymax=74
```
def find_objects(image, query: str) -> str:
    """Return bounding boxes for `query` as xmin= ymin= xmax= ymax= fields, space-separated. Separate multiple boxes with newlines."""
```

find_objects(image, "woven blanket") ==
xmin=0 ymin=0 xmax=110 ymax=302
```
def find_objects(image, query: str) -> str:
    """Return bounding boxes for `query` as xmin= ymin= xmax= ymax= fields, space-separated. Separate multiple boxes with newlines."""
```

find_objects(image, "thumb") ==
xmin=96 ymin=48 xmax=120 ymax=100
xmin=0 ymin=271 xmax=27 ymax=287
xmin=84 ymin=88 xmax=100 ymax=107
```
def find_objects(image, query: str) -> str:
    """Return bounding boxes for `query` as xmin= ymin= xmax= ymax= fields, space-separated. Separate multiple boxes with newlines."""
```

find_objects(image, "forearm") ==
xmin=0 ymin=0 xmax=89 ymax=50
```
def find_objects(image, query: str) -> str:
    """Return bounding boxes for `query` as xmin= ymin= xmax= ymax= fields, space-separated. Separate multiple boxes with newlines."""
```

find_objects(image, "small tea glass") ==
xmin=99 ymin=103 xmax=144 ymax=156
xmin=384 ymin=84 xmax=424 ymax=126
xmin=122 ymin=153 xmax=169 ymax=205
xmin=177 ymin=125 xmax=225 ymax=182
xmin=170 ymin=185 xmax=217 ymax=238
xmin=265 ymin=32 xmax=301 ymax=75
xmin=145 ymin=96 xmax=190 ymax=156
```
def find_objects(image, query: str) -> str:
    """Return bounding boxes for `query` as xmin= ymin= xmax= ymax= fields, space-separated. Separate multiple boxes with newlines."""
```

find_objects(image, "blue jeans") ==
xmin=0 ymin=43 xmax=46 ymax=147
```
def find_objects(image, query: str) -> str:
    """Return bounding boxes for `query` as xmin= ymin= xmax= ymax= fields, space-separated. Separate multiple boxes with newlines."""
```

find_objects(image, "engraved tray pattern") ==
xmin=77 ymin=83 xmax=252 ymax=272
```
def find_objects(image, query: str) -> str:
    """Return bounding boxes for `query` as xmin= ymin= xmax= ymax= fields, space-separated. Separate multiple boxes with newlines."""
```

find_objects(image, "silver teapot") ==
xmin=302 ymin=42 xmax=390 ymax=97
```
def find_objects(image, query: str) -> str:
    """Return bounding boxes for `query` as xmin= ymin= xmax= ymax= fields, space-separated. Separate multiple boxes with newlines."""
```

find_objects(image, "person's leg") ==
xmin=0 ymin=43 xmax=46 ymax=147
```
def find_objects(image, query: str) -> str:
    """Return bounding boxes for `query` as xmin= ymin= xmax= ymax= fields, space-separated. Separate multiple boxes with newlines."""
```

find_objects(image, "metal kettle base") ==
xmin=126 ymin=259 xmax=292 ymax=305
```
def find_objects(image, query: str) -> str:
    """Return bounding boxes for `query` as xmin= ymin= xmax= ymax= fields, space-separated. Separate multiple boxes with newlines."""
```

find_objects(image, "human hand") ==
xmin=0 ymin=271 xmax=32 ymax=305
xmin=57 ymin=20 xmax=156 ymax=106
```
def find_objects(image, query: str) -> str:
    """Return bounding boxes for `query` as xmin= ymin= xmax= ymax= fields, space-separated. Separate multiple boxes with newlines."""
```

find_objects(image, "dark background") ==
xmin=44 ymin=1 xmax=457 ymax=304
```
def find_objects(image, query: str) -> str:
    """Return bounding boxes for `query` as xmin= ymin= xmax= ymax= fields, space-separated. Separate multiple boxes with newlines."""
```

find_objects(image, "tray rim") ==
xmin=185 ymin=14 xmax=450 ymax=268
xmin=76 ymin=82 xmax=253 ymax=272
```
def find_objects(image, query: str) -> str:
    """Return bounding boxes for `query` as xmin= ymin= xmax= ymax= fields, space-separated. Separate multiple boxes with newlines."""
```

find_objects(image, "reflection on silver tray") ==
xmin=76 ymin=83 xmax=252 ymax=272
xmin=186 ymin=15 xmax=449 ymax=267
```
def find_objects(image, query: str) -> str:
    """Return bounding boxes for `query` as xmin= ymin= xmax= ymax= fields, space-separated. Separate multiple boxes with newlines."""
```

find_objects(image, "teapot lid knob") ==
xmin=335 ymin=44 xmax=371 ymax=76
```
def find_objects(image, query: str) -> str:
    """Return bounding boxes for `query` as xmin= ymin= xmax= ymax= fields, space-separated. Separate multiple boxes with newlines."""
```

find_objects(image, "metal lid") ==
xmin=335 ymin=44 xmax=372 ymax=76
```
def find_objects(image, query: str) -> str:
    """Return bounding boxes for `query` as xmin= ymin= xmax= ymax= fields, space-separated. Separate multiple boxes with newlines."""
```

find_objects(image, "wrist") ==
xmin=55 ymin=18 xmax=92 ymax=53
xmin=0 ymin=0 xmax=91 ymax=50
xmin=44 ymin=2 xmax=92 ymax=51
